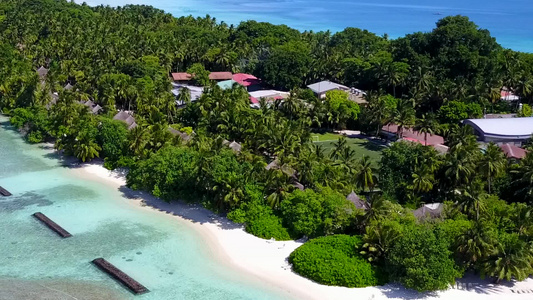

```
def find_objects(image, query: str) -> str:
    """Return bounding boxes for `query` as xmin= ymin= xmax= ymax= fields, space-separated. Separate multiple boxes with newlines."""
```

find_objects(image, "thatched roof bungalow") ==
xmin=113 ymin=111 xmax=137 ymax=130
xmin=346 ymin=191 xmax=369 ymax=210
xmin=412 ymin=203 xmax=444 ymax=220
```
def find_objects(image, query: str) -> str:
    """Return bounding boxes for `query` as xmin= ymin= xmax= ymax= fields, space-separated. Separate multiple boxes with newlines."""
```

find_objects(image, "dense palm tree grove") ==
xmin=2 ymin=0 xmax=533 ymax=293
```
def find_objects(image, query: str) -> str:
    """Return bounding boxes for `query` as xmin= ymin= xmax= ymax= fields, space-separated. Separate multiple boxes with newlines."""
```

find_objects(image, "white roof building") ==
xmin=307 ymin=81 xmax=349 ymax=96
xmin=463 ymin=117 xmax=533 ymax=145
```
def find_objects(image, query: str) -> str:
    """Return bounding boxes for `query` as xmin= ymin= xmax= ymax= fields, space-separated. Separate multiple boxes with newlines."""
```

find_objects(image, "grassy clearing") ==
xmin=312 ymin=133 xmax=384 ymax=165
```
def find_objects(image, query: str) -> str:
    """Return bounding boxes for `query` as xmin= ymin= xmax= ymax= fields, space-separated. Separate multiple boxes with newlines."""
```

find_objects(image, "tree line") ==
xmin=2 ymin=0 xmax=533 ymax=292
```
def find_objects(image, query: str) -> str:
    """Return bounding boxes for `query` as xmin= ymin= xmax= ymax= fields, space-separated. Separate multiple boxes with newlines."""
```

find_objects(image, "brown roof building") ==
xmin=209 ymin=72 xmax=233 ymax=81
xmin=500 ymin=143 xmax=527 ymax=160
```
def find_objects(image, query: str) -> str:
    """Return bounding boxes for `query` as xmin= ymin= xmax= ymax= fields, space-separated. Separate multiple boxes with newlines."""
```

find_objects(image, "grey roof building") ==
xmin=463 ymin=117 xmax=533 ymax=145
xmin=37 ymin=66 xmax=48 ymax=79
xmin=113 ymin=111 xmax=137 ymax=130
xmin=168 ymin=127 xmax=191 ymax=142
xmin=346 ymin=191 xmax=369 ymax=210
xmin=64 ymin=83 xmax=74 ymax=91
xmin=413 ymin=203 xmax=444 ymax=220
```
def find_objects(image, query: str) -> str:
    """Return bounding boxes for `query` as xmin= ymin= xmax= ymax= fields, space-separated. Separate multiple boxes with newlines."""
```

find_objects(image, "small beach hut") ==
xmin=168 ymin=127 xmax=191 ymax=142
xmin=228 ymin=141 xmax=242 ymax=153
xmin=346 ymin=191 xmax=369 ymax=210
xmin=412 ymin=203 xmax=444 ymax=220
xmin=113 ymin=111 xmax=137 ymax=130
xmin=37 ymin=66 xmax=49 ymax=79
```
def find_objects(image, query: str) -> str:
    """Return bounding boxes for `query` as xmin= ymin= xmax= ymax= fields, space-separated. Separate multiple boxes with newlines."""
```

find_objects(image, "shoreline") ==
xmin=74 ymin=161 xmax=533 ymax=300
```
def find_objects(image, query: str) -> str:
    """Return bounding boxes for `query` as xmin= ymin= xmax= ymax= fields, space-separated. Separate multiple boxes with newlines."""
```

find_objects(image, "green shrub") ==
xmin=289 ymin=235 xmax=379 ymax=287
xmin=386 ymin=225 xmax=461 ymax=292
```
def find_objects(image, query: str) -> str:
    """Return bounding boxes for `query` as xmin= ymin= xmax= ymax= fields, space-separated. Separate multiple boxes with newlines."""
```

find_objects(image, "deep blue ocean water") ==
xmin=79 ymin=0 xmax=533 ymax=52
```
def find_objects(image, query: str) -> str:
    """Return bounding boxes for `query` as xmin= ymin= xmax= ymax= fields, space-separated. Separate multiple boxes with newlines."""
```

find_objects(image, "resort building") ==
xmin=500 ymin=89 xmax=520 ymax=102
xmin=308 ymin=80 xmax=350 ymax=99
xmin=168 ymin=127 xmax=192 ymax=142
xmin=500 ymin=143 xmax=528 ymax=160
xmin=113 ymin=111 xmax=137 ymax=130
xmin=170 ymin=71 xmax=233 ymax=84
xmin=232 ymin=73 xmax=261 ymax=92
xmin=171 ymin=83 xmax=204 ymax=106
xmin=81 ymin=100 xmax=102 ymax=115
xmin=346 ymin=191 xmax=369 ymax=210
xmin=381 ymin=124 xmax=445 ymax=146
xmin=463 ymin=117 xmax=533 ymax=145
xmin=307 ymin=80 xmax=367 ymax=104
xmin=413 ymin=203 xmax=444 ymax=220
xmin=209 ymin=72 xmax=233 ymax=81
xmin=37 ymin=66 xmax=48 ymax=80
xmin=217 ymin=79 xmax=239 ymax=90
xmin=248 ymin=90 xmax=290 ymax=107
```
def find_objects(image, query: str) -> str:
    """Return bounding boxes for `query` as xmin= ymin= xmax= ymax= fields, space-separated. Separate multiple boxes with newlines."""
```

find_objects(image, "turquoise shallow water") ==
xmin=78 ymin=0 xmax=533 ymax=52
xmin=0 ymin=117 xmax=284 ymax=300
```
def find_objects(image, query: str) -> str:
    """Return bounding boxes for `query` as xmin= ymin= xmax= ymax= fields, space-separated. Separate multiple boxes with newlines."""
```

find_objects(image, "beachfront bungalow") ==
xmin=500 ymin=143 xmax=527 ymax=160
xmin=413 ymin=203 xmax=444 ymax=220
xmin=113 ymin=111 xmax=137 ymax=130
xmin=463 ymin=117 xmax=533 ymax=146
xmin=233 ymin=73 xmax=261 ymax=92
xmin=346 ymin=191 xmax=369 ymax=211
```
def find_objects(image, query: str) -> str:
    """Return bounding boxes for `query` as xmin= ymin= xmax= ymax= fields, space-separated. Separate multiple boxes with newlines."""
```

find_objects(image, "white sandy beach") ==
xmin=77 ymin=162 xmax=533 ymax=300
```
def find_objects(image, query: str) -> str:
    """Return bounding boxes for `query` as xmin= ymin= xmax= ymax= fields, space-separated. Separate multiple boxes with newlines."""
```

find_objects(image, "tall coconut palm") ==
xmin=410 ymin=166 xmax=434 ymax=194
xmin=414 ymin=114 xmax=436 ymax=146
xmin=478 ymin=143 xmax=506 ymax=194
xmin=511 ymin=152 xmax=533 ymax=203
xmin=393 ymin=98 xmax=415 ymax=138
xmin=481 ymin=234 xmax=533 ymax=284
xmin=456 ymin=221 xmax=495 ymax=269
xmin=355 ymin=155 xmax=377 ymax=192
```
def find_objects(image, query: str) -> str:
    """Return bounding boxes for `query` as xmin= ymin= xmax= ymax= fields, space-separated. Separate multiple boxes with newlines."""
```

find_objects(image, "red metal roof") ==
xmin=383 ymin=124 xmax=445 ymax=146
xmin=233 ymin=73 xmax=260 ymax=87
xmin=249 ymin=96 xmax=259 ymax=104
xmin=500 ymin=143 xmax=527 ymax=159
xmin=171 ymin=72 xmax=192 ymax=81
xmin=209 ymin=72 xmax=233 ymax=80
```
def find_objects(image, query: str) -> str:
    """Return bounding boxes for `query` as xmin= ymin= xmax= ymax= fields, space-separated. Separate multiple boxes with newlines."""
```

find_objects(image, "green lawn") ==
xmin=312 ymin=133 xmax=384 ymax=166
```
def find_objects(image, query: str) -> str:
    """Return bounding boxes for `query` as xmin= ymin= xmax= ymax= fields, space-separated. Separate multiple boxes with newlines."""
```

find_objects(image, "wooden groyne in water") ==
xmin=92 ymin=258 xmax=149 ymax=295
xmin=32 ymin=212 xmax=72 ymax=238
xmin=0 ymin=186 xmax=11 ymax=196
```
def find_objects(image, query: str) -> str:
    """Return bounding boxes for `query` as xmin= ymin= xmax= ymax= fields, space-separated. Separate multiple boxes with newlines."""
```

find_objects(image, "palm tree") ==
xmin=414 ymin=114 xmax=435 ymax=146
xmin=481 ymin=234 xmax=533 ymax=284
xmin=456 ymin=221 xmax=495 ymax=269
xmin=511 ymin=152 xmax=533 ymax=203
xmin=478 ymin=143 xmax=506 ymax=194
xmin=410 ymin=166 xmax=434 ymax=194
xmin=393 ymin=98 xmax=415 ymax=138
xmin=355 ymin=155 xmax=377 ymax=192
